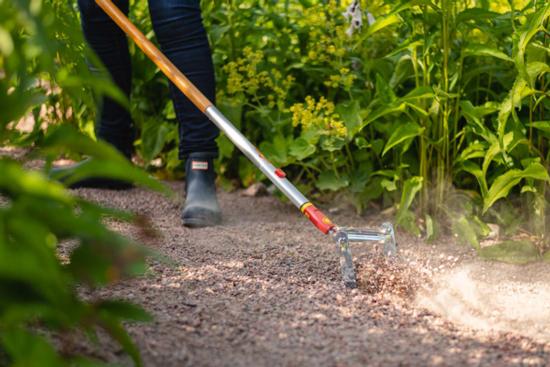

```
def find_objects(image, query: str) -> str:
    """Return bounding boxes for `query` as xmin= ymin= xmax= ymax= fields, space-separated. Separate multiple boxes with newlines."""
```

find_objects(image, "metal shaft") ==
xmin=205 ymin=107 xmax=309 ymax=209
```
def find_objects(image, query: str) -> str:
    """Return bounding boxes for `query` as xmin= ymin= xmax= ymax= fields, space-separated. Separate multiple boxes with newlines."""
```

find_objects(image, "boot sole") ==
xmin=181 ymin=216 xmax=222 ymax=228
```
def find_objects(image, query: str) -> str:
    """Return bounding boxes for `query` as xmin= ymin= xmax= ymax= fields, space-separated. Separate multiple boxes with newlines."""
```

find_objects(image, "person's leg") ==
xmin=147 ymin=0 xmax=219 ymax=159
xmin=78 ymin=0 xmax=134 ymax=157
xmin=148 ymin=0 xmax=221 ymax=226
xmin=50 ymin=0 xmax=134 ymax=189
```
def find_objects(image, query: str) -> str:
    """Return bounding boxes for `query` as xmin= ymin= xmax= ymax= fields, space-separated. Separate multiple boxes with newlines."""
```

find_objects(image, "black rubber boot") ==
xmin=182 ymin=152 xmax=221 ymax=227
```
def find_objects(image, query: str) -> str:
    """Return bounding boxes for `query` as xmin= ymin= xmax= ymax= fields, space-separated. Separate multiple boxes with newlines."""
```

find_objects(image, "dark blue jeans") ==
xmin=78 ymin=0 xmax=218 ymax=159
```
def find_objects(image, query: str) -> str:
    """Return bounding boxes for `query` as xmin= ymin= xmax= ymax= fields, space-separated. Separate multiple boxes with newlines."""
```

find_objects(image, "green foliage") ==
xmin=1 ymin=0 xmax=163 ymax=365
xmin=115 ymin=1 xmax=549 ymax=248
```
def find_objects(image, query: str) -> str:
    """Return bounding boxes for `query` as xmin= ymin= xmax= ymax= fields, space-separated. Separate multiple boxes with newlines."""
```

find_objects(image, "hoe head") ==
xmin=331 ymin=222 xmax=397 ymax=288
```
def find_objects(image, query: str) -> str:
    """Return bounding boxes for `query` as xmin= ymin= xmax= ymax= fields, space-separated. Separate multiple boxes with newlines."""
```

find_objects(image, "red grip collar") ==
xmin=301 ymin=203 xmax=335 ymax=234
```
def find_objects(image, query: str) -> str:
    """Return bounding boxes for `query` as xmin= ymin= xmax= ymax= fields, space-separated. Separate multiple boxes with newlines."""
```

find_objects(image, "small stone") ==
xmin=241 ymin=182 xmax=268 ymax=197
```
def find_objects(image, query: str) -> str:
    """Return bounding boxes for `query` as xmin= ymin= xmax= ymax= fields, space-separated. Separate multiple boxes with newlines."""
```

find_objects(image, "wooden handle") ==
xmin=95 ymin=0 xmax=213 ymax=113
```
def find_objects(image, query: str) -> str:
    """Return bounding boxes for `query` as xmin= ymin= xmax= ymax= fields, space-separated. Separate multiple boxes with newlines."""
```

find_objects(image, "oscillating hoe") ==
xmin=95 ymin=0 xmax=398 ymax=288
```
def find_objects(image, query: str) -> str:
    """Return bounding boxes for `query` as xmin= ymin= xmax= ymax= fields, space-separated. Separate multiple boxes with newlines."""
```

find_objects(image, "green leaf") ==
xmin=0 ymin=159 xmax=71 ymax=203
xmin=319 ymin=136 xmax=346 ymax=152
xmin=456 ymin=8 xmax=499 ymax=23
xmin=336 ymin=100 xmax=361 ymax=134
xmin=425 ymin=214 xmax=437 ymax=241
xmin=453 ymin=215 xmax=480 ymax=251
xmin=401 ymin=86 xmax=435 ymax=101
xmin=460 ymin=160 xmax=487 ymax=197
xmin=260 ymin=135 xmax=288 ymax=166
xmin=513 ymin=4 xmax=550 ymax=85
xmin=52 ymin=158 xmax=167 ymax=193
xmin=361 ymin=103 xmax=406 ymax=130
xmin=141 ymin=122 xmax=172 ymax=162
xmin=483 ymin=162 xmax=550 ymax=212
xmin=316 ymin=171 xmax=349 ymax=191
xmin=99 ymin=317 xmax=143 ymax=367
xmin=375 ymin=74 xmax=396 ymax=104
xmin=526 ymin=61 xmax=550 ymax=85
xmin=382 ymin=122 xmax=424 ymax=156
xmin=289 ymin=137 xmax=316 ymax=160
xmin=528 ymin=121 xmax=550 ymax=133
xmin=479 ymin=240 xmax=539 ymax=264
xmin=463 ymin=44 xmax=512 ymax=62
xmin=96 ymin=300 xmax=152 ymax=322
xmin=1 ymin=329 xmax=64 ymax=367
xmin=396 ymin=176 xmax=423 ymax=232
xmin=218 ymin=98 xmax=243 ymax=129
xmin=359 ymin=14 xmax=400 ymax=41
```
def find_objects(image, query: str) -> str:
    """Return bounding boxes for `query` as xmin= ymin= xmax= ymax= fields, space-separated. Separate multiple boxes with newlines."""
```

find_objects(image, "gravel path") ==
xmin=70 ymin=183 xmax=550 ymax=366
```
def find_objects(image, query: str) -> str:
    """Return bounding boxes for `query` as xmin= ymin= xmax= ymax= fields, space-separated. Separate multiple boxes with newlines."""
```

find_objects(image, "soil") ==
xmin=63 ymin=182 xmax=550 ymax=366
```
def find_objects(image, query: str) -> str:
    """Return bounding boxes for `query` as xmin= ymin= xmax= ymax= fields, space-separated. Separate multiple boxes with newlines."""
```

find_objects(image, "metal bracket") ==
xmin=332 ymin=222 xmax=397 ymax=288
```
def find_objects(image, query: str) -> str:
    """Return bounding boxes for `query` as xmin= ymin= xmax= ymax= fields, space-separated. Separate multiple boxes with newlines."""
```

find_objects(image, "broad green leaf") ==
xmin=401 ymin=86 xmax=434 ymax=101
xmin=528 ymin=121 xmax=550 ymax=133
xmin=456 ymin=141 xmax=487 ymax=162
xmin=382 ymin=122 xmax=424 ymax=156
xmin=50 ymin=158 xmax=167 ymax=193
xmin=0 ymin=159 xmax=71 ymax=203
xmin=361 ymin=103 xmax=406 ymax=130
xmin=260 ymin=135 xmax=289 ymax=166
xmin=316 ymin=171 xmax=349 ymax=191
xmin=463 ymin=44 xmax=512 ymax=62
xmin=141 ymin=122 xmax=172 ymax=162
xmin=289 ymin=137 xmax=316 ymax=160
xmin=1 ymin=329 xmax=64 ymax=367
xmin=396 ymin=176 xmax=423 ymax=228
xmin=375 ymin=74 xmax=396 ymax=104
xmin=481 ymin=132 xmax=515 ymax=177
xmin=42 ymin=125 xmax=127 ymax=162
xmin=354 ymin=136 xmax=369 ymax=149
xmin=380 ymin=178 xmax=397 ymax=192
xmin=320 ymin=136 xmax=346 ymax=152
xmin=425 ymin=214 xmax=437 ymax=241
xmin=460 ymin=160 xmax=487 ymax=196
xmin=479 ymin=240 xmax=539 ymax=264
xmin=526 ymin=61 xmax=550 ymax=85
xmin=349 ymin=162 xmax=372 ymax=193
xmin=358 ymin=14 xmax=400 ymax=42
xmin=218 ymin=98 xmax=243 ymax=129
xmin=336 ymin=100 xmax=361 ymax=134
xmin=456 ymin=8 xmax=499 ymax=23
xmin=0 ymin=26 xmax=14 ymax=55
xmin=513 ymin=4 xmax=550 ymax=84
xmin=483 ymin=162 xmax=550 ymax=212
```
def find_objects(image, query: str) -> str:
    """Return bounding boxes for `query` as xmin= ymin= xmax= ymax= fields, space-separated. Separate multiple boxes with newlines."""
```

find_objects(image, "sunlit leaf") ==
xmin=483 ymin=162 xmax=550 ymax=212
xmin=463 ymin=44 xmax=512 ymax=62
xmin=382 ymin=122 xmax=424 ymax=156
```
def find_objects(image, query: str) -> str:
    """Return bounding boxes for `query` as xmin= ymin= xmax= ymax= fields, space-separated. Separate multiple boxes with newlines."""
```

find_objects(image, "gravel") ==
xmin=63 ymin=182 xmax=550 ymax=366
